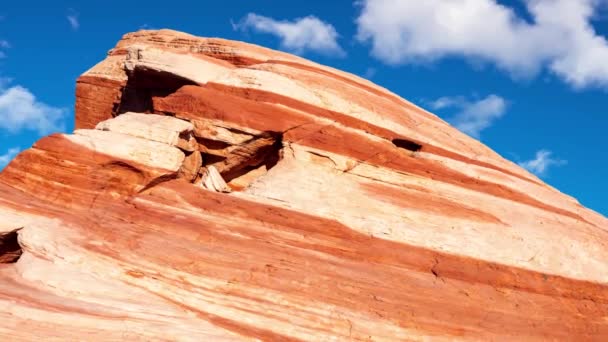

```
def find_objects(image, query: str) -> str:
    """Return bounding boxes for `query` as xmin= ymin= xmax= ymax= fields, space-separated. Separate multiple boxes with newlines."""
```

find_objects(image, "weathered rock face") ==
xmin=1 ymin=29 xmax=607 ymax=341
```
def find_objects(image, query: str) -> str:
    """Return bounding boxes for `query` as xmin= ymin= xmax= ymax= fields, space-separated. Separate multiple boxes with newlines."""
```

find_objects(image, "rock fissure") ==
xmin=196 ymin=131 xmax=284 ymax=192
xmin=392 ymin=138 xmax=422 ymax=153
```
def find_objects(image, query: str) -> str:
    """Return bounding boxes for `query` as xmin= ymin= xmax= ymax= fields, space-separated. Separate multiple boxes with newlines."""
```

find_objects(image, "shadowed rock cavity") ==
xmin=117 ymin=66 xmax=197 ymax=114
xmin=0 ymin=229 xmax=22 ymax=263
xmin=392 ymin=138 xmax=422 ymax=153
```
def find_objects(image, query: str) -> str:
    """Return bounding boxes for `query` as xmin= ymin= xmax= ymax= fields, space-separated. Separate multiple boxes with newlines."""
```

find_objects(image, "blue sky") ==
xmin=0 ymin=0 xmax=606 ymax=215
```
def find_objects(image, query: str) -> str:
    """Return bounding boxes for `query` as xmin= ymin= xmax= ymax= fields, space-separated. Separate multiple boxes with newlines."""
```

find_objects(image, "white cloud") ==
xmin=67 ymin=9 xmax=79 ymax=30
xmin=0 ymin=147 xmax=19 ymax=168
xmin=356 ymin=0 xmax=608 ymax=88
xmin=426 ymin=94 xmax=506 ymax=138
xmin=0 ymin=85 xmax=68 ymax=135
xmin=428 ymin=96 xmax=468 ymax=110
xmin=234 ymin=13 xmax=345 ymax=57
xmin=519 ymin=150 xmax=567 ymax=176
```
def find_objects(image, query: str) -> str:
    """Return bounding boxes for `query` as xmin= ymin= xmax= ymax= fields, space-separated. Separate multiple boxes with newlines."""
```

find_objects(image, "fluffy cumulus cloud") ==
xmin=0 ymin=85 xmax=68 ymax=135
xmin=519 ymin=150 xmax=567 ymax=176
xmin=356 ymin=0 xmax=608 ymax=88
xmin=0 ymin=147 xmax=19 ymax=168
xmin=67 ymin=9 xmax=79 ymax=30
xmin=427 ymin=94 xmax=507 ymax=138
xmin=234 ymin=14 xmax=345 ymax=56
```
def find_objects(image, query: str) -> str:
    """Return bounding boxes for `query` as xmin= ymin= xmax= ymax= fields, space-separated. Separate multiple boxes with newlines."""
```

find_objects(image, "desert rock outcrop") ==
xmin=1 ymin=29 xmax=607 ymax=341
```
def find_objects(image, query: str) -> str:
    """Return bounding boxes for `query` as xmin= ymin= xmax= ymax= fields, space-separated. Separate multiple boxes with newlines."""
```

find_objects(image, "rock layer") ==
xmin=1 ymin=29 xmax=607 ymax=341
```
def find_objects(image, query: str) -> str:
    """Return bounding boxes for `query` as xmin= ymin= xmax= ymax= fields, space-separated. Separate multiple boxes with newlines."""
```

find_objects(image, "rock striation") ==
xmin=1 ymin=29 xmax=607 ymax=341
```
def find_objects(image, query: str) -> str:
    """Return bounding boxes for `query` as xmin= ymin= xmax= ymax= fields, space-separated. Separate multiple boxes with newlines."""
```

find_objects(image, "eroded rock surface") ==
xmin=1 ymin=29 xmax=607 ymax=341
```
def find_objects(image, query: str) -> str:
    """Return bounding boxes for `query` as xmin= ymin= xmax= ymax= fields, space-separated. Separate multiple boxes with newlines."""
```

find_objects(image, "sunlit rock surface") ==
xmin=1 ymin=29 xmax=607 ymax=341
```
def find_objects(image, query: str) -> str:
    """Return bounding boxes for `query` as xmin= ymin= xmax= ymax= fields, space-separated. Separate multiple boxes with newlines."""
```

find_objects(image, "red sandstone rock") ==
xmin=1 ymin=29 xmax=607 ymax=341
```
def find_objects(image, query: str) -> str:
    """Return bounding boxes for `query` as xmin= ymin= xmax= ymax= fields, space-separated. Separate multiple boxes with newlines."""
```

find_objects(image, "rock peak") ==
xmin=1 ymin=29 xmax=607 ymax=340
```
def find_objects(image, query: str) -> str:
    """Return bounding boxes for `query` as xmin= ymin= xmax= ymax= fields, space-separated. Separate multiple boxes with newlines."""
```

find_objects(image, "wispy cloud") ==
xmin=0 ymin=39 xmax=9 ymax=58
xmin=0 ymin=84 xmax=68 ymax=135
xmin=233 ymin=13 xmax=345 ymax=57
xmin=427 ymin=96 xmax=467 ymax=111
xmin=426 ymin=94 xmax=507 ymax=138
xmin=363 ymin=67 xmax=376 ymax=79
xmin=67 ymin=9 xmax=79 ymax=31
xmin=139 ymin=24 xmax=156 ymax=30
xmin=356 ymin=0 xmax=608 ymax=89
xmin=0 ymin=147 xmax=20 ymax=169
xmin=519 ymin=150 xmax=567 ymax=176
xmin=0 ymin=77 xmax=12 ymax=88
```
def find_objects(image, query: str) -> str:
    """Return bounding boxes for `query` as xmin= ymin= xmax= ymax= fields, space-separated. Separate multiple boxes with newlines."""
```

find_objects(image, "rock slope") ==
xmin=1 ymin=29 xmax=607 ymax=341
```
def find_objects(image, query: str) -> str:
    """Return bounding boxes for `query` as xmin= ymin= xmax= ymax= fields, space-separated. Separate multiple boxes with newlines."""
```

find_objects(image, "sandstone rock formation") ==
xmin=1 ymin=29 xmax=607 ymax=341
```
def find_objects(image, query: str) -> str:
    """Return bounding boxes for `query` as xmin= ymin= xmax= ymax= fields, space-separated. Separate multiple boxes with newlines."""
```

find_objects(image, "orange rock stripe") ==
xmin=177 ymin=83 xmax=543 ymax=186
xmin=1 ymin=172 xmax=607 ymax=339
xmin=360 ymin=182 xmax=505 ymax=224
xmin=154 ymin=88 xmax=587 ymax=224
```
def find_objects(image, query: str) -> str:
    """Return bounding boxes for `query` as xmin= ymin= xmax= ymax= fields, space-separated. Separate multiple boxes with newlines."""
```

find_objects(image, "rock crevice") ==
xmin=0 ymin=228 xmax=22 ymax=263
xmin=94 ymin=111 xmax=284 ymax=193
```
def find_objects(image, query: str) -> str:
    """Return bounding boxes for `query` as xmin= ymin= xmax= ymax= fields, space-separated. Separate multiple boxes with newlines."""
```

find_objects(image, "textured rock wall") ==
xmin=0 ymin=29 xmax=607 ymax=341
